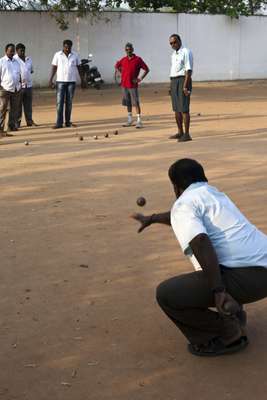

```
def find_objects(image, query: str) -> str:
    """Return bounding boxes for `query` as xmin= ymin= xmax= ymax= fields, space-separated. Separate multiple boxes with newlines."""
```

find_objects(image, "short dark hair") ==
xmin=16 ymin=43 xmax=25 ymax=51
xmin=168 ymin=158 xmax=208 ymax=190
xmin=5 ymin=43 xmax=15 ymax=52
xmin=63 ymin=39 xmax=73 ymax=47
xmin=170 ymin=34 xmax=182 ymax=43
xmin=125 ymin=42 xmax=133 ymax=49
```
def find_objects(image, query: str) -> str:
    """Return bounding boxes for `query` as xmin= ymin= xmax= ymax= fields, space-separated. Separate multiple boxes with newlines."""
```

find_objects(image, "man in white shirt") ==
xmin=49 ymin=39 xmax=84 ymax=129
xmin=14 ymin=43 xmax=35 ymax=127
xmin=169 ymin=34 xmax=193 ymax=142
xmin=132 ymin=158 xmax=267 ymax=356
xmin=0 ymin=43 xmax=21 ymax=136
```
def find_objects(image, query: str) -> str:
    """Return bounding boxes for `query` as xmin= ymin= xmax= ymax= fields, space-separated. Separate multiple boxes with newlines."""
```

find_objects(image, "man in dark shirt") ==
xmin=115 ymin=43 xmax=149 ymax=129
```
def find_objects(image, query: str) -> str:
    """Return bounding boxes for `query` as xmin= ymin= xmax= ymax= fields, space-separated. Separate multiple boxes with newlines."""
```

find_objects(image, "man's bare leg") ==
xmin=183 ymin=112 xmax=190 ymax=134
xmin=178 ymin=112 xmax=192 ymax=142
xmin=176 ymin=111 xmax=184 ymax=135
xmin=135 ymin=104 xmax=141 ymax=115
xmin=135 ymin=103 xmax=143 ymax=128
xmin=169 ymin=111 xmax=184 ymax=139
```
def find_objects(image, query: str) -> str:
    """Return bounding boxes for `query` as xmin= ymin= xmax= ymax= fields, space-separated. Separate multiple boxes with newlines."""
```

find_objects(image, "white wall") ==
xmin=0 ymin=11 xmax=266 ymax=86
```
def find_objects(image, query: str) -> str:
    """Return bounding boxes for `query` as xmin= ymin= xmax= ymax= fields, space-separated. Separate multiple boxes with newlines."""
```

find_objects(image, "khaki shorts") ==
xmin=122 ymin=87 xmax=140 ymax=107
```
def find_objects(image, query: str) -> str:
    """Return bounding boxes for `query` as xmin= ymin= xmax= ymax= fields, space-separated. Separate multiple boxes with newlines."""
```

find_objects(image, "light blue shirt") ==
xmin=171 ymin=182 xmax=267 ymax=270
xmin=170 ymin=46 xmax=193 ymax=77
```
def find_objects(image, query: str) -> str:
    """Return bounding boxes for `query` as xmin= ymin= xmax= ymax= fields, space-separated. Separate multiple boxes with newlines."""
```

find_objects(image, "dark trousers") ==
xmin=56 ymin=82 xmax=76 ymax=127
xmin=18 ymin=87 xmax=33 ymax=126
xmin=156 ymin=266 xmax=267 ymax=345
xmin=0 ymin=89 xmax=21 ymax=131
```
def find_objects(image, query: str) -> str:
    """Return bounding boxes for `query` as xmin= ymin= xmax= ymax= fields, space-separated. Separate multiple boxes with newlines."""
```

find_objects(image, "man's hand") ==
xmin=49 ymin=80 xmax=55 ymax=89
xmin=131 ymin=213 xmax=153 ymax=233
xmin=183 ymin=87 xmax=190 ymax=96
xmin=214 ymin=291 xmax=241 ymax=316
xmin=132 ymin=78 xmax=141 ymax=84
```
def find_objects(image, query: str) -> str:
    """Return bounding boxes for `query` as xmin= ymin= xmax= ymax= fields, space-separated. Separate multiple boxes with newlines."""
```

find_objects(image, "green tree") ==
xmin=0 ymin=0 xmax=267 ymax=28
xmin=158 ymin=0 xmax=267 ymax=17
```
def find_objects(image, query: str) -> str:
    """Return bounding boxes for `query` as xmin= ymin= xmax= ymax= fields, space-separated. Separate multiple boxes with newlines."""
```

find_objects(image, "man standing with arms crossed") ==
xmin=14 ymin=43 xmax=36 ymax=127
xmin=169 ymin=34 xmax=193 ymax=142
xmin=49 ymin=40 xmax=84 ymax=129
xmin=115 ymin=43 xmax=149 ymax=129
xmin=0 ymin=43 xmax=21 ymax=137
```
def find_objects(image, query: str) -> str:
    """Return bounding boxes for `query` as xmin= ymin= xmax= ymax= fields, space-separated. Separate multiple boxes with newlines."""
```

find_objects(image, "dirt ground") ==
xmin=1 ymin=81 xmax=267 ymax=400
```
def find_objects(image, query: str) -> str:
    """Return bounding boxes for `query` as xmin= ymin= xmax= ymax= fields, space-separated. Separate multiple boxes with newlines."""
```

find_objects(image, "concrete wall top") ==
xmin=0 ymin=11 xmax=266 ymax=86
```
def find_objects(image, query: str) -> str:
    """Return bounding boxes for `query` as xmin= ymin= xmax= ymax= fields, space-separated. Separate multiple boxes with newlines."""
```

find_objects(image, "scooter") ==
xmin=80 ymin=54 xmax=103 ymax=89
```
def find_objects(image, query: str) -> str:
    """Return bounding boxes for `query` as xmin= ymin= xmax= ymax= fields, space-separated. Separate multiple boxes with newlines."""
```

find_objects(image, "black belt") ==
xmin=170 ymin=76 xmax=185 ymax=80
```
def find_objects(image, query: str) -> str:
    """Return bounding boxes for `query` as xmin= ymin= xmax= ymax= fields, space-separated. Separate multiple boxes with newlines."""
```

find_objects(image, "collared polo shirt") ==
xmin=115 ymin=54 xmax=149 ymax=88
xmin=0 ymin=55 xmax=21 ymax=92
xmin=170 ymin=46 xmax=193 ymax=78
xmin=52 ymin=51 xmax=81 ymax=82
xmin=171 ymin=182 xmax=267 ymax=271
xmin=14 ymin=54 xmax=33 ymax=88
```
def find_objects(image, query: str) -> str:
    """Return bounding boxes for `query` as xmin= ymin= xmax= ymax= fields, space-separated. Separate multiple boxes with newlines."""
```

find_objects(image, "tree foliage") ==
xmin=128 ymin=0 xmax=267 ymax=16
xmin=0 ymin=0 xmax=267 ymax=29
xmin=166 ymin=0 xmax=267 ymax=17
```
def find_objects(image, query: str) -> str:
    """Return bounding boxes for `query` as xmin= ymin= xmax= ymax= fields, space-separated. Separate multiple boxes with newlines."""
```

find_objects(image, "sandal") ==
xmin=188 ymin=336 xmax=248 ymax=357
xmin=169 ymin=133 xmax=183 ymax=139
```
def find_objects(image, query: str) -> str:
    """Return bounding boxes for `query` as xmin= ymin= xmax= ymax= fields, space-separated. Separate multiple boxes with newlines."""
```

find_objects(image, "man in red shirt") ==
xmin=115 ymin=43 xmax=149 ymax=128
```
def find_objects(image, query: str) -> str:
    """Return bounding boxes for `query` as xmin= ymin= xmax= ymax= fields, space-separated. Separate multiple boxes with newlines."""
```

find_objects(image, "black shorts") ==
xmin=170 ymin=76 xmax=192 ymax=113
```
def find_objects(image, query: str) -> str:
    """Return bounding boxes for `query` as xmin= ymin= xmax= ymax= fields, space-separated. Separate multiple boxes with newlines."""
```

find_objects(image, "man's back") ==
xmin=171 ymin=182 xmax=267 ymax=269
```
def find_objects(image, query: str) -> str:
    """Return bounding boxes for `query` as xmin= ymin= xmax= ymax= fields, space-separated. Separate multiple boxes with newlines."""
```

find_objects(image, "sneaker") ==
xmin=122 ymin=121 xmax=133 ymax=127
xmin=169 ymin=132 xmax=183 ymax=139
xmin=178 ymin=133 xmax=192 ymax=142
xmin=136 ymin=121 xmax=143 ymax=129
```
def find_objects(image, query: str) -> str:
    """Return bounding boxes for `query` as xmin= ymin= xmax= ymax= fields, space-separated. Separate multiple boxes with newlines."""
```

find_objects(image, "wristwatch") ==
xmin=149 ymin=214 xmax=156 ymax=224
